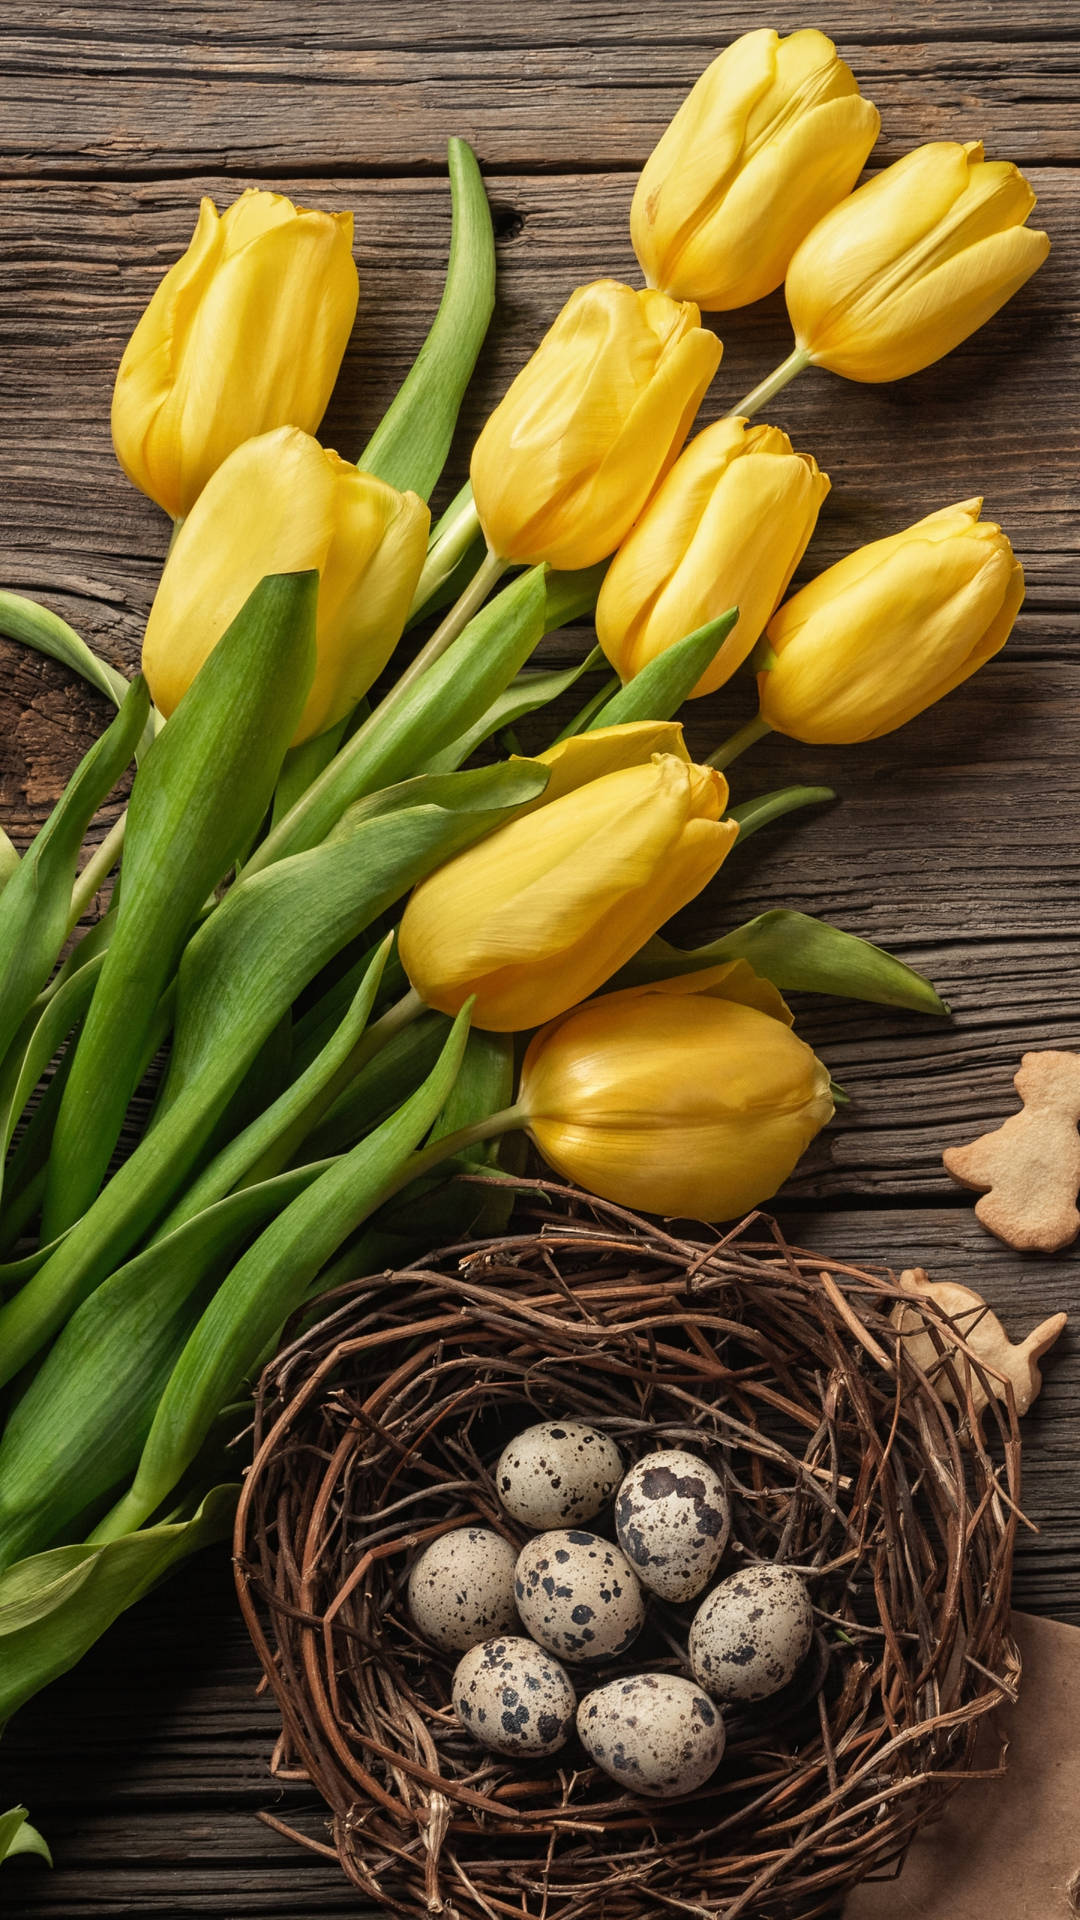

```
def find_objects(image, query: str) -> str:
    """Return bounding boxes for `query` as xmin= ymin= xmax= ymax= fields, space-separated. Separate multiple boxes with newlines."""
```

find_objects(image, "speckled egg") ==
xmin=577 ymin=1673 xmax=726 ymax=1798
xmin=614 ymin=1449 xmax=730 ymax=1602
xmin=496 ymin=1420 xmax=623 ymax=1530
xmin=408 ymin=1527 xmax=518 ymax=1653
xmin=452 ymin=1636 xmax=577 ymax=1758
xmin=514 ymin=1530 xmax=645 ymax=1662
xmin=689 ymin=1564 xmax=814 ymax=1702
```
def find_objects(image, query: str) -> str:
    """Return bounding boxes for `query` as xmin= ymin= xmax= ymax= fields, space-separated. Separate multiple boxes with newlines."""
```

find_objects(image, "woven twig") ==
xmin=234 ymin=1181 xmax=1022 ymax=1920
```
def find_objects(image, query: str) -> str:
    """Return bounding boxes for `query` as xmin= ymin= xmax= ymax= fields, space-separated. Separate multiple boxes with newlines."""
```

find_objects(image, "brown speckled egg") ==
xmin=408 ymin=1527 xmax=518 ymax=1653
xmin=577 ymin=1673 xmax=726 ymax=1798
xmin=614 ymin=1448 xmax=730 ymax=1602
xmin=514 ymin=1530 xmax=644 ymax=1662
xmin=452 ymin=1635 xmax=576 ymax=1758
xmin=689 ymin=1564 xmax=814 ymax=1702
xmin=496 ymin=1421 xmax=623 ymax=1530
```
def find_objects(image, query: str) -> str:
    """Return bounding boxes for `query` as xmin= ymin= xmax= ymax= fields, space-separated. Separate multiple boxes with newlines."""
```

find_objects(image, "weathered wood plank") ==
xmin=0 ymin=3 xmax=1077 ymax=173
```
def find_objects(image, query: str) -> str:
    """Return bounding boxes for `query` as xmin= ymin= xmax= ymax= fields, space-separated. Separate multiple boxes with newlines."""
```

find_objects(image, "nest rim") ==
xmin=235 ymin=1180 xmax=1022 ymax=1920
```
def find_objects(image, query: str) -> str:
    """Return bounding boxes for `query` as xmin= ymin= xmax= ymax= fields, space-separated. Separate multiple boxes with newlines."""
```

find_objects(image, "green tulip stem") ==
xmin=730 ymin=786 xmax=835 ymax=842
xmin=409 ymin=487 xmax=483 ymax=618
xmin=381 ymin=1100 xmax=527 ymax=1198
xmin=66 ymin=810 xmax=127 ymax=933
xmin=730 ymin=345 xmax=813 ymax=421
xmin=707 ymin=714 xmax=773 ymax=770
xmin=551 ymin=674 xmax=622 ymax=742
xmin=392 ymin=543 xmax=508 ymax=704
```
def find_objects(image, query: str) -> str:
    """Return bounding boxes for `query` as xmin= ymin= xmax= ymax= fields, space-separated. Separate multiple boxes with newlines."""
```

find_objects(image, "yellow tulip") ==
xmin=595 ymin=417 xmax=829 ymax=697
xmin=632 ymin=29 xmax=880 ymax=312
xmin=785 ymin=140 xmax=1050 ymax=383
xmin=470 ymin=281 xmax=722 ymax=570
xmin=518 ymin=961 xmax=834 ymax=1221
xmin=112 ymin=189 xmax=358 ymax=518
xmin=142 ymin=427 xmax=429 ymax=745
xmin=398 ymin=753 xmax=737 ymax=1032
xmin=528 ymin=720 xmax=690 ymax=804
xmin=757 ymin=498 xmax=1023 ymax=745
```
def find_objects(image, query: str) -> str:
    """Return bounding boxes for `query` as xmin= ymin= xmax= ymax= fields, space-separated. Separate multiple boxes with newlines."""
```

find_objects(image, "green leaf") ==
xmin=110 ymin=1008 xmax=473 ymax=1534
xmin=0 ymin=1163 xmax=328 ymax=1572
xmin=0 ymin=1807 xmax=51 ymax=1867
xmin=0 ymin=676 xmax=148 ymax=1074
xmin=157 ymin=936 xmax=390 ymax=1229
xmin=729 ymin=786 xmax=835 ymax=840
xmin=424 ymin=648 xmax=605 ymax=774
xmin=250 ymin=565 xmax=550 ymax=867
xmin=626 ymin=909 xmax=950 ymax=1014
xmin=42 ymin=572 xmax=318 ymax=1240
xmin=0 ymin=590 xmax=130 ymax=711
xmin=0 ymin=947 xmax=104 ymax=1216
xmin=0 ymin=1486 xmax=236 ymax=1725
xmin=587 ymin=607 xmax=739 ymax=728
xmin=304 ymin=1009 xmax=450 ymax=1158
xmin=0 ymin=762 xmax=546 ymax=1388
xmin=0 ymin=830 xmax=19 ymax=896
xmin=270 ymin=711 xmax=354 ymax=830
xmin=359 ymin=139 xmax=495 ymax=501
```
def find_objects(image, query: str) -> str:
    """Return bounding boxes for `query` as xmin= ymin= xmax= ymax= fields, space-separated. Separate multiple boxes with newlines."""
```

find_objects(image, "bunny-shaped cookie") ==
xmin=944 ymin=1050 xmax=1080 ymax=1252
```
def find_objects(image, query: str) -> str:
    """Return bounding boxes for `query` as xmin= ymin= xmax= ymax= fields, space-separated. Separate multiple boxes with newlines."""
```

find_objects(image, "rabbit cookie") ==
xmin=944 ymin=1050 xmax=1080 ymax=1252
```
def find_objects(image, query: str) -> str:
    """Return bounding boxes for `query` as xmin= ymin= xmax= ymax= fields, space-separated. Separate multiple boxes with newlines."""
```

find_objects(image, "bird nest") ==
xmin=234 ymin=1180 xmax=1022 ymax=1920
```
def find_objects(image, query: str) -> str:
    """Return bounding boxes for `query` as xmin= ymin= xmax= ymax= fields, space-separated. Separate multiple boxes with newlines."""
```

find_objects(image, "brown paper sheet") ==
xmin=845 ymin=1610 xmax=1080 ymax=1920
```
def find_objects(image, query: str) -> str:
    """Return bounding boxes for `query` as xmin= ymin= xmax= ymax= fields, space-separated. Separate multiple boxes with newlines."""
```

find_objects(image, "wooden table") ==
xmin=1 ymin=3 xmax=1077 ymax=1911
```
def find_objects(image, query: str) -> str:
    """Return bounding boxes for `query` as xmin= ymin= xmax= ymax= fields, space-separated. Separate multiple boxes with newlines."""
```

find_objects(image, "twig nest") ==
xmin=407 ymin=1527 xmax=518 ymax=1652
xmin=236 ymin=1183 xmax=1025 ymax=1920
xmin=452 ymin=1636 xmax=576 ymax=1758
xmin=577 ymin=1673 xmax=726 ymax=1798
xmin=496 ymin=1420 xmax=623 ymax=1529
xmin=514 ymin=1529 xmax=645 ymax=1661
xmin=689 ymin=1564 xmax=814 ymax=1702
xmin=614 ymin=1448 xmax=730 ymax=1601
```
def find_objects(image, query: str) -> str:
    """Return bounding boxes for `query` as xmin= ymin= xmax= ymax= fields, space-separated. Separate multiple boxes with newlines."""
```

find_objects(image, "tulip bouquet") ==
xmin=0 ymin=25 xmax=1049 ymax=1825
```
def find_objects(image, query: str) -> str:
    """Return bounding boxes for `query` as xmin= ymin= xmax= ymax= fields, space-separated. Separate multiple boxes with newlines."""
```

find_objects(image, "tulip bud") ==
xmin=399 ymin=753 xmax=737 ymax=1032
xmin=631 ymin=29 xmax=880 ymax=312
xmin=758 ymin=498 xmax=1023 ymax=745
xmin=596 ymin=417 xmax=829 ymax=698
xmin=530 ymin=720 xmax=690 ymax=804
xmin=519 ymin=961 xmax=834 ymax=1221
xmin=112 ymin=190 xmax=359 ymax=519
xmin=470 ymin=280 xmax=722 ymax=571
xmin=142 ymin=426 xmax=429 ymax=745
xmin=785 ymin=140 xmax=1050 ymax=383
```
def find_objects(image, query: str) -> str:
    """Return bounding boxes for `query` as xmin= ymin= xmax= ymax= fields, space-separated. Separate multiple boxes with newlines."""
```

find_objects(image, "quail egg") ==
xmin=496 ymin=1420 xmax=623 ymax=1530
xmin=689 ymin=1563 xmax=814 ymax=1702
xmin=452 ymin=1635 xmax=577 ymax=1758
xmin=514 ymin=1529 xmax=645 ymax=1662
xmin=614 ymin=1448 xmax=730 ymax=1602
xmin=408 ymin=1527 xmax=518 ymax=1653
xmin=577 ymin=1673 xmax=726 ymax=1798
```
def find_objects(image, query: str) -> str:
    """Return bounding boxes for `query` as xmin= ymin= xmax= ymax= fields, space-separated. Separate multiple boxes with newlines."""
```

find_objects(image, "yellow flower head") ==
xmin=632 ymin=29 xmax=880 ymax=311
xmin=596 ymin=416 xmax=829 ymax=697
xmin=785 ymin=140 xmax=1050 ymax=382
xmin=112 ymin=189 xmax=358 ymax=517
xmin=142 ymin=427 xmax=429 ymax=745
xmin=519 ymin=961 xmax=834 ymax=1221
xmin=471 ymin=280 xmax=722 ymax=570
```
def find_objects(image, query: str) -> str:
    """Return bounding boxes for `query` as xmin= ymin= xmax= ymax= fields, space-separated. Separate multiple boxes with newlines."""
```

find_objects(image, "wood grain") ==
xmin=1 ymin=4 xmax=1078 ymax=1913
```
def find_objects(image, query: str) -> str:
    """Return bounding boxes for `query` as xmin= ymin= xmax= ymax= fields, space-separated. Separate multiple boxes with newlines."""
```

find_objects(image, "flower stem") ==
xmin=67 ymin=811 xmax=127 ymax=932
xmin=729 ymin=785 xmax=835 ymax=841
xmin=381 ymin=1101 xmax=527 ymax=1201
xmin=396 ymin=543 xmax=507 ymax=698
xmin=707 ymin=714 xmax=773 ymax=770
xmin=408 ymin=487 xmax=483 ymax=620
xmin=551 ymin=674 xmax=621 ymax=743
xmin=730 ymin=345 xmax=812 ymax=421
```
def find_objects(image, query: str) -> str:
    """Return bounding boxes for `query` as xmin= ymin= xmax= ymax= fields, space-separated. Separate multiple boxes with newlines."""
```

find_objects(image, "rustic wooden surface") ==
xmin=1 ymin=1 xmax=1078 ymax=1912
